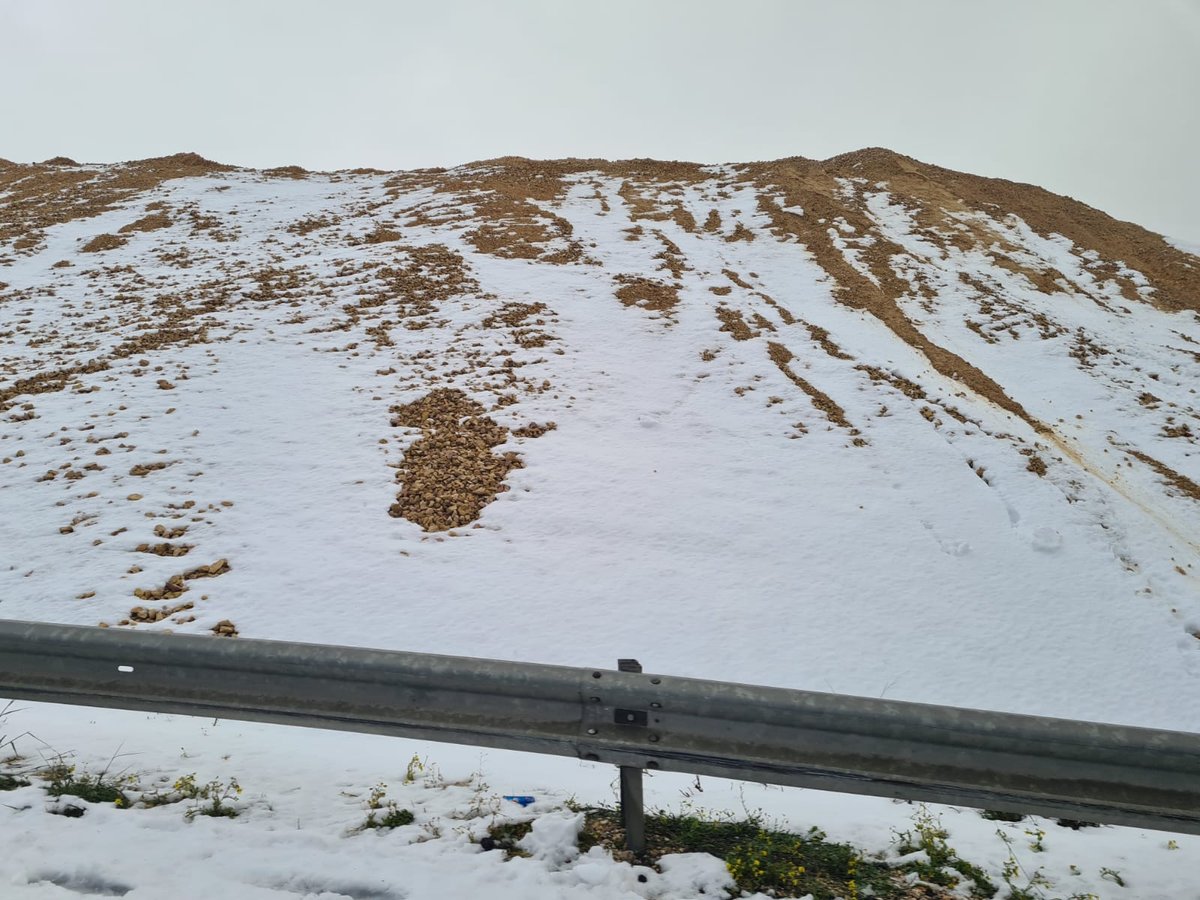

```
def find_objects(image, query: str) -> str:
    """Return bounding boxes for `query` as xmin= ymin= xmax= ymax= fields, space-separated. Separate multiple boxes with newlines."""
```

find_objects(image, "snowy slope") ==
xmin=1 ymin=151 xmax=1199 ymax=898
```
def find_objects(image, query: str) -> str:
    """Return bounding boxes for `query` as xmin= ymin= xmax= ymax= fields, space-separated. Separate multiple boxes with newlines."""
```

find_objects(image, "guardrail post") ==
xmin=617 ymin=658 xmax=646 ymax=855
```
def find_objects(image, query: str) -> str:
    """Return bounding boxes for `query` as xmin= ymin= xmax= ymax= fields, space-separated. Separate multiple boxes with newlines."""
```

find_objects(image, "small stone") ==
xmin=127 ymin=493 xmax=143 ymax=501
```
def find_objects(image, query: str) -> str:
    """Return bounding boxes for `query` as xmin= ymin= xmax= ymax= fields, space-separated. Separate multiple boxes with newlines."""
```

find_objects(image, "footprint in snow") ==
xmin=1031 ymin=527 xmax=1062 ymax=552
xmin=27 ymin=870 xmax=133 ymax=896
xmin=267 ymin=876 xmax=405 ymax=900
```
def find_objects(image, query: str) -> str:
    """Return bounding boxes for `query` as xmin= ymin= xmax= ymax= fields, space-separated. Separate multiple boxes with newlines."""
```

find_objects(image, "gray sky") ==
xmin=3 ymin=0 xmax=1198 ymax=240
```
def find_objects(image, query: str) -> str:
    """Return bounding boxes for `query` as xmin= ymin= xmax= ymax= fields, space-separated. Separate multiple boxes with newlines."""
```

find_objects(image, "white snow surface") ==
xmin=1 ymin=164 xmax=1199 ymax=898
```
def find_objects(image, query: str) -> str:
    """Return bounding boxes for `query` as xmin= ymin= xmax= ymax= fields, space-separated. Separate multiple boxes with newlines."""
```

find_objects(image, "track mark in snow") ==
xmin=27 ymin=871 xmax=133 ymax=897
xmin=268 ymin=876 xmax=406 ymax=900
xmin=1048 ymin=432 xmax=1200 ymax=557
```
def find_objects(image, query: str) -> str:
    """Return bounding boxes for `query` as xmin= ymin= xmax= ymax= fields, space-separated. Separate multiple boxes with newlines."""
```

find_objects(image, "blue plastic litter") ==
xmin=502 ymin=795 xmax=536 ymax=807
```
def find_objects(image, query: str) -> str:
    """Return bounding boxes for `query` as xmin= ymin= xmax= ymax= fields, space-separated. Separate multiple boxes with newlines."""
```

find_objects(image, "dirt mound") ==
xmin=0 ymin=151 xmax=233 ymax=250
xmin=744 ymin=157 xmax=1049 ymax=434
xmin=119 ymin=213 xmax=173 ymax=233
xmin=388 ymin=389 xmax=522 ymax=531
xmin=132 ymin=151 xmax=233 ymax=174
xmin=813 ymin=148 xmax=1198 ymax=313
xmin=81 ymin=233 xmax=127 ymax=253
xmin=264 ymin=165 xmax=308 ymax=179
xmin=615 ymin=276 xmax=680 ymax=314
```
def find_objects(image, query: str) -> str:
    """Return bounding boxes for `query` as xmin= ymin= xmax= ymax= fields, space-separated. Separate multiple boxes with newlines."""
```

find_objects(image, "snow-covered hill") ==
xmin=1 ymin=150 xmax=1198 ymax=898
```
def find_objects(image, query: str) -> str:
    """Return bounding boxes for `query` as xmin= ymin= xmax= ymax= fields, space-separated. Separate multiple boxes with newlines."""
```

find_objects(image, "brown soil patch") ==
xmin=128 ymin=601 xmax=193 ymax=623
xmin=715 ymin=306 xmax=754 ymax=340
xmin=0 ymin=359 xmax=111 ymax=411
xmin=670 ymin=205 xmax=697 ymax=233
xmin=722 ymin=269 xmax=754 ymax=290
xmin=288 ymin=215 xmax=338 ymax=235
xmin=386 ymin=156 xmax=711 ymax=264
xmin=480 ymin=302 xmax=554 ymax=348
xmin=119 ymin=213 xmax=173 ymax=234
xmin=719 ymin=268 xmax=800 ymax=326
xmin=1125 ymin=449 xmax=1200 ymax=501
xmin=389 ymin=158 xmax=583 ymax=264
xmin=131 ymin=559 xmax=230 ymax=603
xmin=136 ymin=542 xmax=192 ymax=557
xmin=815 ymin=147 xmax=1195 ymax=311
xmin=767 ymin=341 xmax=856 ymax=433
xmin=512 ymin=421 xmax=557 ymax=438
xmin=724 ymin=222 xmax=755 ymax=242
xmin=264 ymin=165 xmax=308 ymax=179
xmin=0 ymin=151 xmax=234 ymax=250
xmin=746 ymin=153 xmax=1048 ymax=434
xmin=129 ymin=461 xmax=170 ymax=476
xmin=750 ymin=312 xmax=775 ymax=332
xmin=363 ymin=225 xmax=403 ymax=244
xmin=804 ymin=322 xmax=852 ymax=359
xmin=652 ymin=231 xmax=687 ymax=279
xmin=615 ymin=276 xmax=680 ymax=314
xmin=81 ymin=234 xmax=127 ymax=253
xmin=389 ymin=389 xmax=522 ymax=531
xmin=335 ymin=244 xmax=478 ymax=342
xmin=856 ymin=365 xmax=926 ymax=399
xmin=1162 ymin=421 xmax=1194 ymax=440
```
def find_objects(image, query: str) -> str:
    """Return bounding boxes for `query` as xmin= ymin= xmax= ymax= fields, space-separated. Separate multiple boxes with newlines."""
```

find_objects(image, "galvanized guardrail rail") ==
xmin=2 ymin=618 xmax=1199 ymax=848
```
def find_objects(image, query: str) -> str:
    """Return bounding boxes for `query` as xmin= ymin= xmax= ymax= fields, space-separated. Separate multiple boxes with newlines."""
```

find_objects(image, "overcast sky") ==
xmin=2 ymin=0 xmax=1197 ymax=240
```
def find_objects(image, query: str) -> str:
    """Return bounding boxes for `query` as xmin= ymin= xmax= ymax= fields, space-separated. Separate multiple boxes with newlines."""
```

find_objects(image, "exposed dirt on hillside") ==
xmin=388 ymin=389 xmax=523 ymax=531
xmin=745 ymin=154 xmax=1050 ymax=434
xmin=119 ymin=212 xmax=173 ymax=233
xmin=767 ymin=341 xmax=860 ymax=441
xmin=0 ymin=152 xmax=234 ymax=250
xmin=1124 ymin=449 xmax=1200 ymax=502
xmin=822 ymin=148 xmax=1198 ymax=314
xmin=615 ymin=276 xmax=680 ymax=314
xmin=385 ymin=156 xmax=712 ymax=264
xmin=386 ymin=158 xmax=585 ymax=263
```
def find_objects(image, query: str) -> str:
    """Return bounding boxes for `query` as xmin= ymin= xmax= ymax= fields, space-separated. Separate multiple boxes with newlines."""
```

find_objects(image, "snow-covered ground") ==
xmin=1 ymin=159 xmax=1198 ymax=898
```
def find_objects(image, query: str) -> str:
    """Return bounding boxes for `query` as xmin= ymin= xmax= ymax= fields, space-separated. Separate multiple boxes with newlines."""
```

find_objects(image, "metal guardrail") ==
xmin=1 ymin=618 xmax=1199 ymax=839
